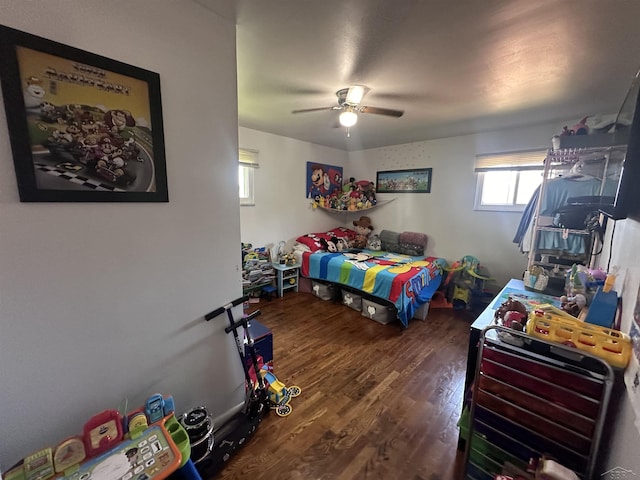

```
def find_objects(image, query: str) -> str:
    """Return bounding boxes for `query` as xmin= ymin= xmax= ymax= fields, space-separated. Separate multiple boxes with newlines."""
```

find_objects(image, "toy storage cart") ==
xmin=462 ymin=326 xmax=614 ymax=480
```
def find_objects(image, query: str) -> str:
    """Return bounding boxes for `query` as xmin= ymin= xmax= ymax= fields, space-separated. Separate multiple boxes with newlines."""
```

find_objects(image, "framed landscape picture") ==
xmin=376 ymin=168 xmax=432 ymax=193
xmin=0 ymin=25 xmax=168 ymax=202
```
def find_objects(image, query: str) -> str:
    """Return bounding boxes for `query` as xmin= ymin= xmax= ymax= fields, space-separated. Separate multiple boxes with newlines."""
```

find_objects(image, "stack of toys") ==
xmin=241 ymin=244 xmax=275 ymax=293
xmin=310 ymin=177 xmax=377 ymax=211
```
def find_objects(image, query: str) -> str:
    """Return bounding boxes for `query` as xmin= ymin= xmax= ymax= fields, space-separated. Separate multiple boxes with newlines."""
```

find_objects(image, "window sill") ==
xmin=473 ymin=205 xmax=525 ymax=213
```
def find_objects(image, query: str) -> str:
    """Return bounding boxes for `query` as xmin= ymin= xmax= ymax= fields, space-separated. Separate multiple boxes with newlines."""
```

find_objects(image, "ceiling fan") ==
xmin=291 ymin=86 xmax=404 ymax=133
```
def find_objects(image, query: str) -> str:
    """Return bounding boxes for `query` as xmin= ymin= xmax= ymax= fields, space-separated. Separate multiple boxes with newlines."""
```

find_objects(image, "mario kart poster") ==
xmin=306 ymin=162 xmax=343 ymax=200
xmin=0 ymin=26 xmax=168 ymax=202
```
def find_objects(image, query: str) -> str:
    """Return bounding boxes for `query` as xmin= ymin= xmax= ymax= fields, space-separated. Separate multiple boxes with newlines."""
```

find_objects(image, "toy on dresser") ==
xmin=493 ymin=297 xmax=529 ymax=346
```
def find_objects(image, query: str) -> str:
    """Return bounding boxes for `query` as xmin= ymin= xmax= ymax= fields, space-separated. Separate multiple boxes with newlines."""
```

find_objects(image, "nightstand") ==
xmin=272 ymin=263 xmax=300 ymax=297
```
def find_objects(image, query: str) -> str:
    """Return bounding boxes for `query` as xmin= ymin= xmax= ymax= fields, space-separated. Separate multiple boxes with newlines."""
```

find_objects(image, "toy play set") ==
xmin=3 ymin=395 xmax=196 ymax=480
xmin=4 ymin=295 xmax=301 ymax=480
xmin=440 ymin=255 xmax=493 ymax=311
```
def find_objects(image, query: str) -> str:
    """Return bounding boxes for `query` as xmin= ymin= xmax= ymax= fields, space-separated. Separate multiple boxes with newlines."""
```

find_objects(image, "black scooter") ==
xmin=196 ymin=296 xmax=271 ymax=476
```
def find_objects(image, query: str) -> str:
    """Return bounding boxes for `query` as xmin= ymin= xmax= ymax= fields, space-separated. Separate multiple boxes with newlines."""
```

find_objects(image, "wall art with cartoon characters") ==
xmin=0 ymin=25 xmax=168 ymax=202
xmin=306 ymin=161 xmax=343 ymax=200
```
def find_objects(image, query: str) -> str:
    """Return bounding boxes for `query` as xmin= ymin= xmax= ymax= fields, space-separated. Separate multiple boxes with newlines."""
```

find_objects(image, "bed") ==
xmin=294 ymin=227 xmax=444 ymax=327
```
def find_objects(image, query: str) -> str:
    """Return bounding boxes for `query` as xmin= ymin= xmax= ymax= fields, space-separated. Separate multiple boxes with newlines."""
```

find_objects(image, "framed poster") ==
xmin=0 ymin=25 xmax=168 ymax=202
xmin=376 ymin=168 xmax=432 ymax=193
xmin=306 ymin=162 xmax=343 ymax=199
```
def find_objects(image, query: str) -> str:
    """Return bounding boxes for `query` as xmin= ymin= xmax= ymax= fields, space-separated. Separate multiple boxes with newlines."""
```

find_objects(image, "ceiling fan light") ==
xmin=345 ymin=85 xmax=365 ymax=105
xmin=339 ymin=110 xmax=358 ymax=127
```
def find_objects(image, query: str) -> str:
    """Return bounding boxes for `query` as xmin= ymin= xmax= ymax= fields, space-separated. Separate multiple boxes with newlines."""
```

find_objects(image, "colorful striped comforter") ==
xmin=301 ymin=250 xmax=444 ymax=327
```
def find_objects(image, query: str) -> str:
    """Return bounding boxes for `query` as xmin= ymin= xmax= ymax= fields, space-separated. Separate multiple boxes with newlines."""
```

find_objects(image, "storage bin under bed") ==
xmin=361 ymin=298 xmax=397 ymax=324
xmin=312 ymin=280 xmax=338 ymax=301
xmin=412 ymin=302 xmax=429 ymax=321
xmin=341 ymin=290 xmax=363 ymax=311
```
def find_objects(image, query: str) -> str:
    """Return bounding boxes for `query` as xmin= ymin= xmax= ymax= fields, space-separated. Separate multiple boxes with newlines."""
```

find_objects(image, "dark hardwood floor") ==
xmin=207 ymin=292 xmax=475 ymax=480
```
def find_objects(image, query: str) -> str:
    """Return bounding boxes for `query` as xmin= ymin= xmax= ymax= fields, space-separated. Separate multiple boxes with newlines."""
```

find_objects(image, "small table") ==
xmin=272 ymin=263 xmax=300 ymax=297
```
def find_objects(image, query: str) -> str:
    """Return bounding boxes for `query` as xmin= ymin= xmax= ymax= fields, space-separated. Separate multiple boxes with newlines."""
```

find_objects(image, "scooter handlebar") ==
xmin=204 ymin=296 xmax=249 ymax=321
xmin=224 ymin=309 xmax=261 ymax=333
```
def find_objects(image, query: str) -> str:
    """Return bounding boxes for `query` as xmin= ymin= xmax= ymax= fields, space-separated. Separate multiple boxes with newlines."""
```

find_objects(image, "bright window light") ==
xmin=239 ymin=148 xmax=258 ymax=206
xmin=474 ymin=150 xmax=546 ymax=212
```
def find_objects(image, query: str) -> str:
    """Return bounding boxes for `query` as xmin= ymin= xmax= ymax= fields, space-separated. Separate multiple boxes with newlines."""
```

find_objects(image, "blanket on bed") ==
xmin=301 ymin=249 xmax=444 ymax=327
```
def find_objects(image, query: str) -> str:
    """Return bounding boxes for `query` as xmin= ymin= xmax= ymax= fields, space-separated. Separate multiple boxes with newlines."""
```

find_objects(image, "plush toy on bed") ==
xmin=352 ymin=216 xmax=373 ymax=249
xmin=320 ymin=236 xmax=345 ymax=252
xmin=367 ymin=234 xmax=381 ymax=250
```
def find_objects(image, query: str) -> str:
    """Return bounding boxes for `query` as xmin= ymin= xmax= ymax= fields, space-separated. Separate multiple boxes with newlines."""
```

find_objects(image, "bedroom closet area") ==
xmin=518 ymin=141 xmax=626 ymax=292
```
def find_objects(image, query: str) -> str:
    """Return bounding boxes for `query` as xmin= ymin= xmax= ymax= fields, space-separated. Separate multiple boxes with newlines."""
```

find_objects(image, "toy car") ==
xmin=259 ymin=365 xmax=301 ymax=417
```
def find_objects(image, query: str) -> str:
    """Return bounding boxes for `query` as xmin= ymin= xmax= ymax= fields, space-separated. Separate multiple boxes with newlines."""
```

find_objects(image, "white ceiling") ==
xmin=196 ymin=0 xmax=640 ymax=151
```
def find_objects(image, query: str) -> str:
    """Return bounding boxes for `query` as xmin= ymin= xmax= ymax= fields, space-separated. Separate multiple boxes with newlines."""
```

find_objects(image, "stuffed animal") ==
xmin=357 ymin=180 xmax=377 ymax=206
xmin=320 ymin=236 xmax=343 ymax=252
xmin=343 ymin=177 xmax=357 ymax=193
xmin=559 ymin=293 xmax=587 ymax=317
xmin=348 ymin=195 xmax=358 ymax=211
xmin=366 ymin=234 xmax=381 ymax=251
xmin=352 ymin=216 xmax=373 ymax=249
xmin=560 ymin=116 xmax=590 ymax=136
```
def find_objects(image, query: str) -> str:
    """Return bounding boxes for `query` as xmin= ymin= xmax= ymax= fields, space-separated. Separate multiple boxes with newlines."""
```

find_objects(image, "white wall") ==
xmin=0 ymin=1 xmax=245 ymax=468
xmin=596 ymin=218 xmax=640 ymax=474
xmin=239 ymin=127 xmax=349 ymax=250
xmin=347 ymin=123 xmax=565 ymax=287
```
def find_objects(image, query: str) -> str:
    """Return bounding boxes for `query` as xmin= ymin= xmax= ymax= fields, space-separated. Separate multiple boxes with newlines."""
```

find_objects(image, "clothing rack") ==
xmin=525 ymin=144 xmax=625 ymax=279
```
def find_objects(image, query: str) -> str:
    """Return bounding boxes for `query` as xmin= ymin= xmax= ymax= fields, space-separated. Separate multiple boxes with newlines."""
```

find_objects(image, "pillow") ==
xmin=398 ymin=243 xmax=424 ymax=256
xmin=399 ymin=231 xmax=428 ymax=248
xmin=398 ymin=232 xmax=428 ymax=255
xmin=295 ymin=232 xmax=332 ymax=252
xmin=379 ymin=229 xmax=401 ymax=253
xmin=296 ymin=227 xmax=357 ymax=252
xmin=293 ymin=242 xmax=311 ymax=253
xmin=328 ymin=227 xmax=357 ymax=242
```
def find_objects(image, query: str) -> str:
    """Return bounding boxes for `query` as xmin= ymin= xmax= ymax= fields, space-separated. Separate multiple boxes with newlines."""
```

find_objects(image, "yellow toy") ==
xmin=526 ymin=304 xmax=631 ymax=368
xmin=259 ymin=366 xmax=301 ymax=417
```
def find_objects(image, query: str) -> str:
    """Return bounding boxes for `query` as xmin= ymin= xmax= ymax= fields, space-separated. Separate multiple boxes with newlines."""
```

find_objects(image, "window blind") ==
xmin=239 ymin=148 xmax=259 ymax=168
xmin=474 ymin=149 xmax=547 ymax=172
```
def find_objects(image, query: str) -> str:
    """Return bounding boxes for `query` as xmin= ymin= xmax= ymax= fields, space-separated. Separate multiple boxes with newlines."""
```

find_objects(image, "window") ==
xmin=239 ymin=148 xmax=258 ymax=206
xmin=474 ymin=149 xmax=547 ymax=212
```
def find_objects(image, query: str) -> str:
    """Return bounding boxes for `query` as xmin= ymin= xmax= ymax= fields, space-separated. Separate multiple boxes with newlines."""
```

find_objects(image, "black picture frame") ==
xmin=376 ymin=168 xmax=432 ymax=193
xmin=0 ymin=25 xmax=168 ymax=202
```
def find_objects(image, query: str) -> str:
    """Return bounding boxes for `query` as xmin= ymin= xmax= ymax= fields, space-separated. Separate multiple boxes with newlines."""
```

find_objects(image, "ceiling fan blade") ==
xmin=360 ymin=105 xmax=404 ymax=117
xmin=291 ymin=106 xmax=337 ymax=114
